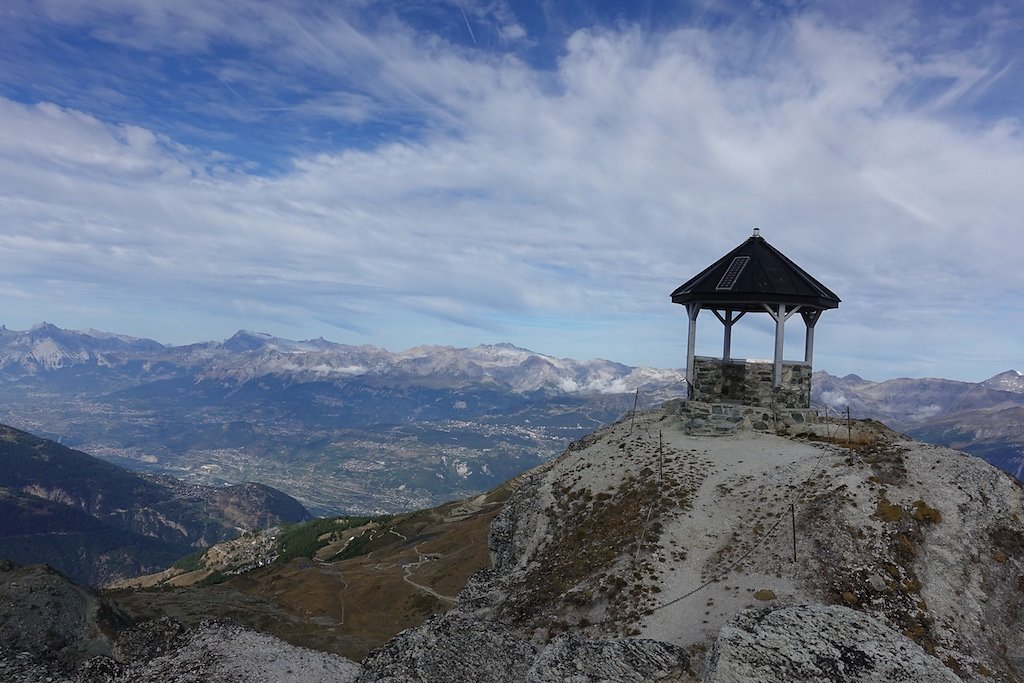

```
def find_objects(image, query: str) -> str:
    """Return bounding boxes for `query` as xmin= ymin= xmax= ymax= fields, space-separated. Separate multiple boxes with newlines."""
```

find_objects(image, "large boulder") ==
xmin=526 ymin=632 xmax=690 ymax=682
xmin=704 ymin=604 xmax=960 ymax=683
xmin=0 ymin=561 xmax=120 ymax=666
xmin=121 ymin=619 xmax=360 ymax=683
xmin=358 ymin=608 xmax=694 ymax=683
xmin=357 ymin=611 xmax=538 ymax=683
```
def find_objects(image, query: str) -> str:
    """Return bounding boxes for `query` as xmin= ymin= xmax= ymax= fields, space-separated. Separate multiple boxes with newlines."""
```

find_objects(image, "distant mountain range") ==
xmin=0 ymin=424 xmax=310 ymax=586
xmin=811 ymin=369 xmax=1024 ymax=478
xmin=1 ymin=323 xmax=1022 ymax=513
xmin=0 ymin=323 xmax=679 ymax=394
xmin=0 ymin=323 xmax=685 ymax=515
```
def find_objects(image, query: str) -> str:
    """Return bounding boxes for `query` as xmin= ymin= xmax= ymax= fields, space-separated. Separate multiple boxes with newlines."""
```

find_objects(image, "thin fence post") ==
xmin=847 ymin=405 xmax=852 ymax=445
xmin=658 ymin=430 xmax=664 ymax=482
xmin=791 ymin=502 xmax=797 ymax=563
xmin=629 ymin=388 xmax=639 ymax=435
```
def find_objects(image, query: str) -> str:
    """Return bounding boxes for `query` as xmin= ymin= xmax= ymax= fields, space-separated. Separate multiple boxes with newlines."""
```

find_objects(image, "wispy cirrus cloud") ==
xmin=0 ymin=1 xmax=1021 ymax=380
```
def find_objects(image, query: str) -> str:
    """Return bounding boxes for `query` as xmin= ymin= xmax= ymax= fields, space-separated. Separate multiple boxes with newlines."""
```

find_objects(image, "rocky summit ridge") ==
xmin=360 ymin=402 xmax=1024 ymax=682
xmin=3 ymin=402 xmax=1024 ymax=681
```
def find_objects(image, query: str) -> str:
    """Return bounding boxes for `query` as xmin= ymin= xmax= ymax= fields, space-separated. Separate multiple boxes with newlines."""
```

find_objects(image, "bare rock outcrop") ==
xmin=447 ymin=407 xmax=1024 ymax=680
xmin=704 ymin=604 xmax=960 ymax=682
xmin=0 ymin=570 xmax=359 ymax=683
xmin=357 ymin=611 xmax=538 ymax=683
xmin=358 ymin=608 xmax=693 ymax=683
xmin=111 ymin=617 xmax=189 ymax=663
xmin=0 ymin=560 xmax=121 ymax=666
xmin=525 ymin=632 xmax=689 ymax=682
xmin=120 ymin=619 xmax=360 ymax=683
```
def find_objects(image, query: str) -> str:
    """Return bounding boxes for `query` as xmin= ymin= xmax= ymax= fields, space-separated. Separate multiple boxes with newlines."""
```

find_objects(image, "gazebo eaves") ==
xmin=669 ymin=291 xmax=840 ymax=311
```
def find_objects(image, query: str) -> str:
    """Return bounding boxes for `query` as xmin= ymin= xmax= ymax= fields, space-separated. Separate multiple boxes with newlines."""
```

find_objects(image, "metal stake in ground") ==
xmin=847 ymin=405 xmax=852 ymax=445
xmin=791 ymin=502 xmax=797 ymax=563
xmin=659 ymin=430 xmax=664 ymax=481
xmin=628 ymin=388 xmax=640 ymax=435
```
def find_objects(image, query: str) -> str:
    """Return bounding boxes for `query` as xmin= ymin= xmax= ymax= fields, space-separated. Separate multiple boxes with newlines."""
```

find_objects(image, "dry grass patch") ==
xmin=107 ymin=495 xmax=506 ymax=661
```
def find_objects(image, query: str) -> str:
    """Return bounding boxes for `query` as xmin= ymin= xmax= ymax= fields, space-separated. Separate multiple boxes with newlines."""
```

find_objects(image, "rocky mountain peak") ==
xmin=222 ymin=330 xmax=279 ymax=352
xmin=0 ymin=323 xmax=165 ymax=372
xmin=982 ymin=369 xmax=1024 ymax=393
xmin=360 ymin=405 xmax=1024 ymax=681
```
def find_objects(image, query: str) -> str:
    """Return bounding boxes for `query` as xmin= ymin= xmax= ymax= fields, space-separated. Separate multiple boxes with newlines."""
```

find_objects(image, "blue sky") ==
xmin=1 ymin=0 xmax=1022 ymax=381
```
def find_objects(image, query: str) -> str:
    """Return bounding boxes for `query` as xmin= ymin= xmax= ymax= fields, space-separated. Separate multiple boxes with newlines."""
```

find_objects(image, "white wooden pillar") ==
xmin=686 ymin=303 xmax=700 ymax=398
xmin=712 ymin=310 xmax=746 ymax=361
xmin=801 ymin=310 xmax=822 ymax=365
xmin=763 ymin=304 xmax=801 ymax=387
xmin=772 ymin=303 xmax=785 ymax=387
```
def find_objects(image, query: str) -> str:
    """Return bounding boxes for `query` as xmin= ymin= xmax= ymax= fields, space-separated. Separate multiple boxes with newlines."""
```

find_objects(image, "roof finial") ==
xmin=752 ymin=227 xmax=761 ymax=238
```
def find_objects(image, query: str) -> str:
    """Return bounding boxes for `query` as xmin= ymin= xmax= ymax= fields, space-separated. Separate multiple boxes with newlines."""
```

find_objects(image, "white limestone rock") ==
xmin=121 ymin=619 xmax=360 ymax=683
xmin=357 ymin=611 xmax=538 ymax=683
xmin=526 ymin=633 xmax=690 ymax=682
xmin=358 ymin=609 xmax=694 ymax=683
xmin=704 ymin=604 xmax=960 ymax=683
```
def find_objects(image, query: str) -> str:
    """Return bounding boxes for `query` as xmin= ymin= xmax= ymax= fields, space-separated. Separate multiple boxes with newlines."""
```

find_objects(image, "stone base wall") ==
xmin=663 ymin=399 xmax=819 ymax=436
xmin=692 ymin=357 xmax=811 ymax=409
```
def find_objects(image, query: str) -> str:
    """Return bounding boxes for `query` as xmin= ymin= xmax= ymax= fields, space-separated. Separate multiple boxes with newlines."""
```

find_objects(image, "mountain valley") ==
xmin=6 ymin=323 xmax=1023 ymax=519
xmin=0 ymin=324 xmax=682 ymax=515
xmin=106 ymin=481 xmax=514 ymax=661
xmin=0 ymin=424 xmax=310 ymax=586
xmin=3 ymin=323 xmax=1022 ymax=519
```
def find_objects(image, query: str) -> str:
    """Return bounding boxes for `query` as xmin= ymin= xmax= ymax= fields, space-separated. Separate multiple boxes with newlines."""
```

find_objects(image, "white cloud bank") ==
xmin=0 ymin=1 xmax=1022 ymax=381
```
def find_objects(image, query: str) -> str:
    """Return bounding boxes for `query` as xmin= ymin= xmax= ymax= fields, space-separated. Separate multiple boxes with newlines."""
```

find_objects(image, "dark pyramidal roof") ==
xmin=671 ymin=231 xmax=840 ymax=311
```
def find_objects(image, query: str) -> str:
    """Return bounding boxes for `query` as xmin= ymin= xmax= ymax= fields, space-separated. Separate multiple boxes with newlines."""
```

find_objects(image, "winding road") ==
xmin=390 ymin=529 xmax=457 ymax=603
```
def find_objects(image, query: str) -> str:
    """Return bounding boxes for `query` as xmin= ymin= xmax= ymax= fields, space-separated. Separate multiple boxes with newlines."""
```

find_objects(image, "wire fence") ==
xmin=645 ymin=432 xmax=834 ymax=615
xmin=582 ymin=382 xmax=870 ymax=626
xmin=496 ymin=379 xmax=896 ymax=629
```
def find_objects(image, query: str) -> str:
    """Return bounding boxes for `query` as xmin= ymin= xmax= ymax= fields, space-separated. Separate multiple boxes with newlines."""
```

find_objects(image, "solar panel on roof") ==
xmin=716 ymin=256 xmax=749 ymax=290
